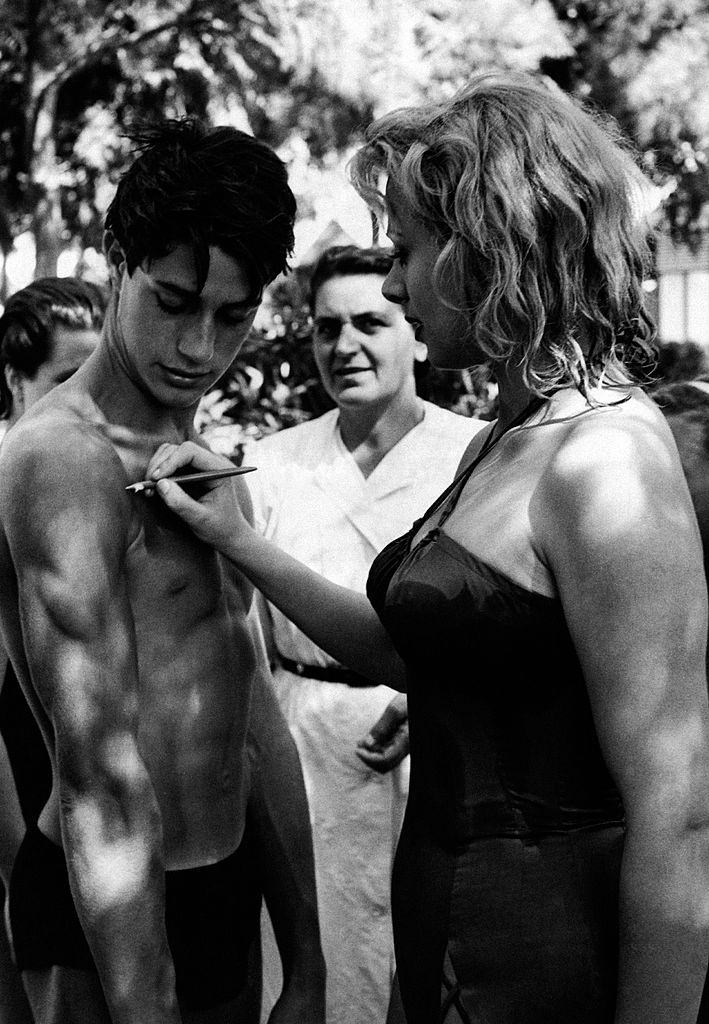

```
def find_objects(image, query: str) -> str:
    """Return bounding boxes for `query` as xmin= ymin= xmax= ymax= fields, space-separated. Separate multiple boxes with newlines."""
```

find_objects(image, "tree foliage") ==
xmin=4 ymin=0 xmax=707 ymax=265
xmin=543 ymin=0 xmax=709 ymax=239
xmin=0 ymin=0 xmax=301 ymax=277
xmin=1 ymin=0 xmax=706 ymax=440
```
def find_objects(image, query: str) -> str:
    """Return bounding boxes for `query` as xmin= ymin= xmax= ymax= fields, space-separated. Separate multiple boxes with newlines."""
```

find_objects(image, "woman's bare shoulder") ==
xmin=538 ymin=388 xmax=672 ymax=471
xmin=537 ymin=387 xmax=697 ymax=560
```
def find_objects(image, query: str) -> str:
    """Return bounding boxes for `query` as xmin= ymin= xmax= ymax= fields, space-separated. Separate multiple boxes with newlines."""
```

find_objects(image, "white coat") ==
xmin=246 ymin=401 xmax=484 ymax=1024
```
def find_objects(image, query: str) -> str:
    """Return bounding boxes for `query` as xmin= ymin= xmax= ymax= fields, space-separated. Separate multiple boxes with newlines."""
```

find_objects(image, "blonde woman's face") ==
xmin=382 ymin=181 xmax=475 ymax=371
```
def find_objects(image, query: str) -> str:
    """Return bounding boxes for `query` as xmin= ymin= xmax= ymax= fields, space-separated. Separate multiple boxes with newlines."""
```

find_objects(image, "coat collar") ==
xmin=311 ymin=411 xmax=428 ymax=549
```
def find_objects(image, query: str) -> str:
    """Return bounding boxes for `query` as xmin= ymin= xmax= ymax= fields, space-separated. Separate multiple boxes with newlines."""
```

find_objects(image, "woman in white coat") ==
xmin=244 ymin=245 xmax=483 ymax=1024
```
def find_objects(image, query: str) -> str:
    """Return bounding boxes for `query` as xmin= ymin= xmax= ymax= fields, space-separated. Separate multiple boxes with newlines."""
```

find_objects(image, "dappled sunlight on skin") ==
xmin=67 ymin=799 xmax=153 ymax=909
xmin=504 ymin=392 xmax=709 ymax=757
xmin=444 ymin=391 xmax=700 ymax=606
xmin=630 ymin=716 xmax=709 ymax=932
xmin=549 ymin=410 xmax=705 ymax=734
xmin=21 ymin=612 xmax=135 ymax=738
xmin=50 ymin=649 xmax=108 ymax=736
xmin=637 ymin=715 xmax=709 ymax=806
xmin=552 ymin=417 xmax=689 ymax=545
xmin=105 ymin=422 xmax=192 ymax=464
xmin=36 ymin=554 xmax=119 ymax=637
xmin=100 ymin=733 xmax=149 ymax=790
xmin=186 ymin=689 xmax=202 ymax=719
xmin=61 ymin=397 xmax=190 ymax=478
xmin=3 ymin=426 xmax=253 ymax=867
xmin=607 ymin=624 xmax=708 ymax=739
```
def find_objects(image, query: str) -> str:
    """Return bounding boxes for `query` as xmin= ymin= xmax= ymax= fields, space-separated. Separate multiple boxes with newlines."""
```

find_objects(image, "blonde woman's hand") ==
xmin=146 ymin=441 xmax=254 ymax=554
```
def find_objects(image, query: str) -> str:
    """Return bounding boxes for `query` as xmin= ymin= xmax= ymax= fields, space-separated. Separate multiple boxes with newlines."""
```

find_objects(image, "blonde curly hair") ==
xmin=349 ymin=72 xmax=656 ymax=397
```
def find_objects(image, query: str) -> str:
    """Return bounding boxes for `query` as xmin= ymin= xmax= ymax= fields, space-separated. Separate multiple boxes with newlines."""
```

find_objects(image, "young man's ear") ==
xmin=4 ymin=365 xmax=25 ymax=416
xmin=413 ymin=339 xmax=428 ymax=364
xmin=103 ymin=230 xmax=127 ymax=287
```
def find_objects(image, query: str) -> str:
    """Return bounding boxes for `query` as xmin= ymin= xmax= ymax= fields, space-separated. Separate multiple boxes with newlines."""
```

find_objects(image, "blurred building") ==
xmin=657 ymin=233 xmax=709 ymax=348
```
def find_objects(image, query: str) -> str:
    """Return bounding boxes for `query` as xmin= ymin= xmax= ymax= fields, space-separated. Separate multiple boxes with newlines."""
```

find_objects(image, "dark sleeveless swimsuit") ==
xmin=367 ymin=401 xmax=625 ymax=1024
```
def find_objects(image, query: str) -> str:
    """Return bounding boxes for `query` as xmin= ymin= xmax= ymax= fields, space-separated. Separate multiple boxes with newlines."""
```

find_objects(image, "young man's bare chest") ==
xmin=84 ymin=411 xmax=254 ymax=714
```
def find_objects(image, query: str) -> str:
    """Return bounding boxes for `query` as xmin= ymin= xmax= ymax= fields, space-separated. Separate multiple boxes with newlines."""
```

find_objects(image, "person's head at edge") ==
xmin=102 ymin=118 xmax=296 ymax=411
xmin=348 ymin=71 xmax=655 ymax=399
xmin=308 ymin=244 xmax=427 ymax=418
xmin=652 ymin=380 xmax=709 ymax=562
xmin=0 ymin=277 xmax=106 ymax=425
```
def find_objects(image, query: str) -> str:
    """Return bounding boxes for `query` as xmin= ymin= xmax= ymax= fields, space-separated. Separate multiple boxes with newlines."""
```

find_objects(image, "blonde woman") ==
xmin=148 ymin=74 xmax=709 ymax=1024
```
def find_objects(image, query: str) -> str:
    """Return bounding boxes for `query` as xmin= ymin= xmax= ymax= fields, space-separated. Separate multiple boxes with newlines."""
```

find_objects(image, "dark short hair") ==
xmin=309 ymin=245 xmax=394 ymax=310
xmin=105 ymin=118 xmax=296 ymax=294
xmin=0 ymin=277 xmax=107 ymax=418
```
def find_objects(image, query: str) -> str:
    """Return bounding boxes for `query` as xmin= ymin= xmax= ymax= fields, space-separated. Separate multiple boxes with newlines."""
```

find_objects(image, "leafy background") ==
xmin=2 ymin=0 xmax=709 ymax=450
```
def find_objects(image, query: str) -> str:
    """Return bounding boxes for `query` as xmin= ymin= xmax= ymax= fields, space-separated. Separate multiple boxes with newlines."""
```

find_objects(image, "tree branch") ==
xmin=26 ymin=0 xmax=232 ymax=166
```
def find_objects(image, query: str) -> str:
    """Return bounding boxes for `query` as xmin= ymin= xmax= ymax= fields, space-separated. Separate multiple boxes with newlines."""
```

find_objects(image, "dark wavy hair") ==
xmin=349 ymin=72 xmax=656 ymax=397
xmin=308 ymin=245 xmax=394 ymax=309
xmin=0 ymin=277 xmax=107 ymax=418
xmin=105 ymin=118 xmax=296 ymax=295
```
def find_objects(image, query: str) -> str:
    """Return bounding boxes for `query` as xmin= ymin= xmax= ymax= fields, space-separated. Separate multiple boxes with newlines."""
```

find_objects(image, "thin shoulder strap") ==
xmin=412 ymin=395 xmax=547 ymax=533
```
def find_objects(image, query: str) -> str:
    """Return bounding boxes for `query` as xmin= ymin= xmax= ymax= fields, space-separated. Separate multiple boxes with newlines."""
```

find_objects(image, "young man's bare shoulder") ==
xmin=0 ymin=392 xmax=128 ymax=509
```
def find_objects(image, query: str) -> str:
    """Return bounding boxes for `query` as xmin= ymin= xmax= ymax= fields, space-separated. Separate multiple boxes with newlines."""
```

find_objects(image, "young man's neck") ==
xmin=83 ymin=340 xmax=199 ymax=439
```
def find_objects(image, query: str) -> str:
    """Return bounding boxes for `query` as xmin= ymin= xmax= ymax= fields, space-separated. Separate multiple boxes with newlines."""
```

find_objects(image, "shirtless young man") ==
xmin=0 ymin=120 xmax=319 ymax=1024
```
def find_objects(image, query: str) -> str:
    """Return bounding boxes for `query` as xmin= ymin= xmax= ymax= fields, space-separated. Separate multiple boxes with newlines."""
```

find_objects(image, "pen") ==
xmin=126 ymin=466 xmax=257 ymax=493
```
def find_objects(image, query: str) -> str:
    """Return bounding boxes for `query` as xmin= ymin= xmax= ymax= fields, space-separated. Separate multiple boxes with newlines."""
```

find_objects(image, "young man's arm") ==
xmin=0 ymin=429 xmax=181 ymax=1024
xmin=246 ymin=665 xmax=326 ymax=1024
